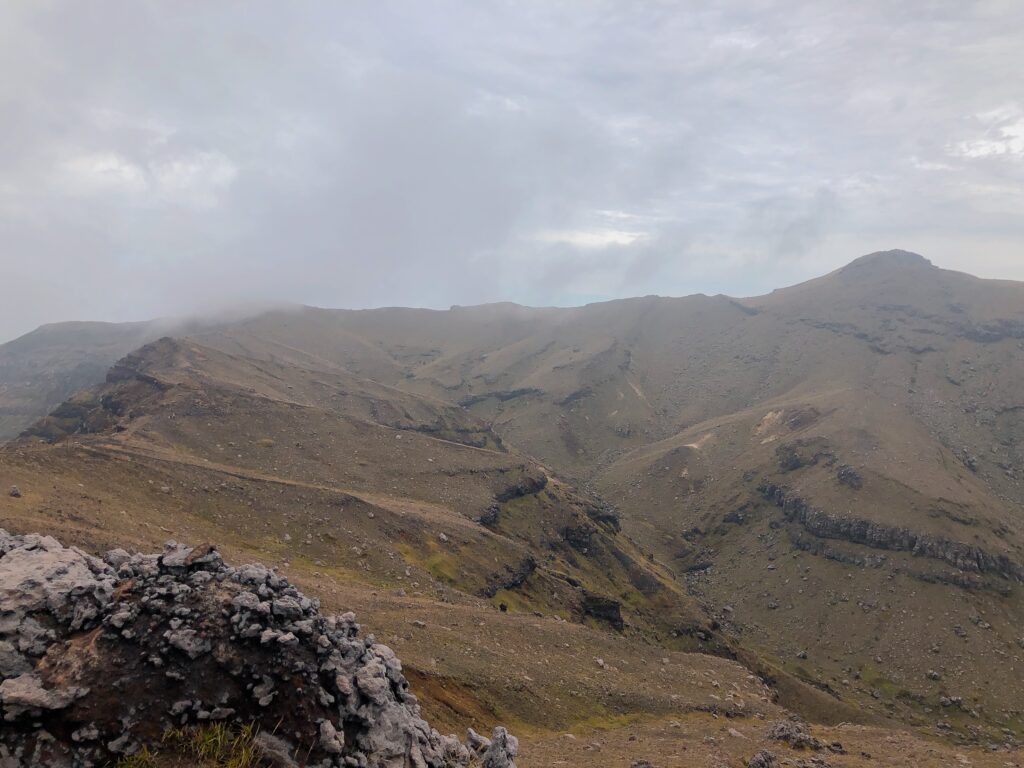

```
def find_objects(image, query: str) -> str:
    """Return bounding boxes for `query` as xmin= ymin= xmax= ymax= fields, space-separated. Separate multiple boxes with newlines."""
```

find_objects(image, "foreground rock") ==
xmin=0 ymin=529 xmax=517 ymax=767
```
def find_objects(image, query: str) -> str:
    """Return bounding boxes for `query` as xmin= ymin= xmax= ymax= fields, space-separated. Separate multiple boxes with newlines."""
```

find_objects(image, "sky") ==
xmin=1 ymin=1 xmax=1023 ymax=343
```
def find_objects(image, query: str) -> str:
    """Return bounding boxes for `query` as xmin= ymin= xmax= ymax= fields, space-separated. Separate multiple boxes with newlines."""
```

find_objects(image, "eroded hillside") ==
xmin=3 ymin=250 xmax=1024 ymax=763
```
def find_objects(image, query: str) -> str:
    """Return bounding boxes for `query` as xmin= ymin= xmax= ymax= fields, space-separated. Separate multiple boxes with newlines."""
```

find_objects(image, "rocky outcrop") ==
xmin=581 ymin=593 xmax=624 ymax=631
xmin=0 ymin=529 xmax=517 ymax=768
xmin=19 ymin=348 xmax=170 ymax=442
xmin=775 ymin=440 xmax=835 ymax=473
xmin=555 ymin=386 xmax=592 ymax=407
xmin=458 ymin=388 xmax=542 ymax=407
xmin=759 ymin=482 xmax=1024 ymax=581
xmin=480 ymin=556 xmax=537 ymax=598
xmin=583 ymin=501 xmax=621 ymax=532
xmin=560 ymin=523 xmax=593 ymax=551
xmin=766 ymin=718 xmax=837 ymax=752
xmin=791 ymin=534 xmax=887 ymax=569
xmin=494 ymin=472 xmax=548 ymax=503
xmin=962 ymin=318 xmax=1024 ymax=343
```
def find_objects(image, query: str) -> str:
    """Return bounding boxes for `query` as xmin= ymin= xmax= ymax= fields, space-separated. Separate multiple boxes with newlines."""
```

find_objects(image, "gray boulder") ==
xmin=0 ymin=528 xmax=516 ymax=767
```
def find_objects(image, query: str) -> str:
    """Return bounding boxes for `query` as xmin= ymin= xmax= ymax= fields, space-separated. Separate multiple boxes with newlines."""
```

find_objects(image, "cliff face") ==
xmin=759 ymin=482 xmax=1024 ymax=581
xmin=0 ymin=530 xmax=517 ymax=768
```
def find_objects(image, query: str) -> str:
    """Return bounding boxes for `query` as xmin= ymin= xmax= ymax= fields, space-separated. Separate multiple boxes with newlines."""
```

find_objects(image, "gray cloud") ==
xmin=1 ymin=1 xmax=1023 ymax=341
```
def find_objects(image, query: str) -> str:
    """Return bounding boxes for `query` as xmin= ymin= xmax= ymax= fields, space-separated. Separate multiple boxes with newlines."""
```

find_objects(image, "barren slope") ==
xmin=3 ymin=250 xmax=1024 ymax=757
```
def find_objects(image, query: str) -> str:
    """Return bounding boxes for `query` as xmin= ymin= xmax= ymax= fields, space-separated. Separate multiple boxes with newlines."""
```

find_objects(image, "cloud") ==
xmin=533 ymin=228 xmax=649 ymax=249
xmin=56 ymin=150 xmax=237 ymax=209
xmin=949 ymin=104 xmax=1024 ymax=159
xmin=1 ymin=1 xmax=1023 ymax=341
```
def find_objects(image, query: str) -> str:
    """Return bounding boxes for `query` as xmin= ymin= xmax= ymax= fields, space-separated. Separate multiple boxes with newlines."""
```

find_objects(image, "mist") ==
xmin=2 ymin=1 xmax=1023 ymax=343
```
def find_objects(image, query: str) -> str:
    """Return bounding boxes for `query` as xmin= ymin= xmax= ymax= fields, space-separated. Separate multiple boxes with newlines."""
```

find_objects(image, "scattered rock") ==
xmin=748 ymin=750 xmax=778 ymax=768
xmin=836 ymin=465 xmax=863 ymax=490
xmin=7 ymin=486 xmax=20 ymax=498
xmin=766 ymin=718 xmax=840 ymax=752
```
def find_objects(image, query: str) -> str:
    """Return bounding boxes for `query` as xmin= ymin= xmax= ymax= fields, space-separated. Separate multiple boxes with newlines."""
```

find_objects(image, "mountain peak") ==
xmin=841 ymin=249 xmax=934 ymax=272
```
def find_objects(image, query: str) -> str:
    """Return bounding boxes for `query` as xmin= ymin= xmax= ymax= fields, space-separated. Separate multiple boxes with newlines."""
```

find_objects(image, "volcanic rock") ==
xmin=0 ymin=528 xmax=517 ymax=767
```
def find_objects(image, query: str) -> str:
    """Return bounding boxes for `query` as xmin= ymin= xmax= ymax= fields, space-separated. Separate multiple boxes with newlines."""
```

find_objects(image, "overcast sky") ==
xmin=1 ymin=1 xmax=1023 ymax=342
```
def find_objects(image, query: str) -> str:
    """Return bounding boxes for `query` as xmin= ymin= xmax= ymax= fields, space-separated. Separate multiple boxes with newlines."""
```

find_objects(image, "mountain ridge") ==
xmin=3 ymin=250 xmax=1024 ymax=756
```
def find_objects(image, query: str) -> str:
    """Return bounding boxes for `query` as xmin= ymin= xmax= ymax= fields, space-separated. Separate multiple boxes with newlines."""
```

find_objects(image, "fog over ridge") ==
xmin=2 ymin=1 xmax=1023 ymax=343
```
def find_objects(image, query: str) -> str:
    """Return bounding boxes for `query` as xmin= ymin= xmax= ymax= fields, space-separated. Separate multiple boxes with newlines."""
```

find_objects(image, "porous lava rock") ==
xmin=0 ymin=529 xmax=517 ymax=767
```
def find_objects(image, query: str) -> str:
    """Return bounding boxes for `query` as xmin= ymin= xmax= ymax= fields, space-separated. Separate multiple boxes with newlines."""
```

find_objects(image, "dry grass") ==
xmin=111 ymin=723 xmax=265 ymax=768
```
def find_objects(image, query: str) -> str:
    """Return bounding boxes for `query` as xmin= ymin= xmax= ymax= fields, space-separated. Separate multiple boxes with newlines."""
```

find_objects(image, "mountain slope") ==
xmin=8 ymin=336 xmax=718 ymax=643
xmin=0 ymin=320 xmax=161 ymax=440
xmin=3 ymin=250 xmax=1024 ymax=747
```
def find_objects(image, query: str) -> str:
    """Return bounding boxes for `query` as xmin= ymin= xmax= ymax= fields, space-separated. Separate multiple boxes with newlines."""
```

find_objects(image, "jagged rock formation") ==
xmin=0 ymin=529 xmax=517 ymax=767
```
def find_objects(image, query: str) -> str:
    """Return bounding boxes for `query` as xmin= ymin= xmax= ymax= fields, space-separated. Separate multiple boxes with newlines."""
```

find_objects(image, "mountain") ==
xmin=2 ymin=250 xmax=1023 ymax=763
xmin=0 ymin=320 xmax=160 ymax=440
xmin=9 ymin=334 xmax=729 ymax=643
